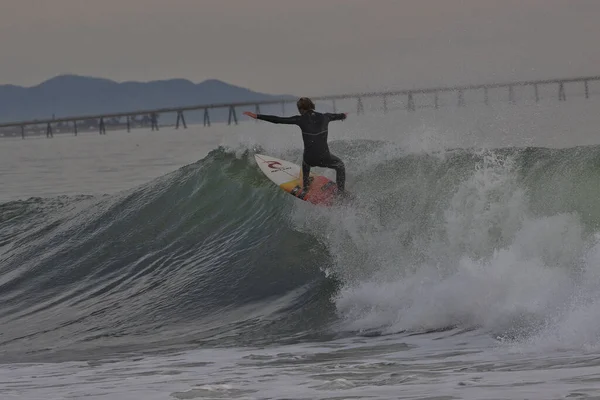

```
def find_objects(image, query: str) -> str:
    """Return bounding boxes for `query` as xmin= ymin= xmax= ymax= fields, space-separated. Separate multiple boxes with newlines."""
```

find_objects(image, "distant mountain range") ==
xmin=0 ymin=75 xmax=297 ymax=124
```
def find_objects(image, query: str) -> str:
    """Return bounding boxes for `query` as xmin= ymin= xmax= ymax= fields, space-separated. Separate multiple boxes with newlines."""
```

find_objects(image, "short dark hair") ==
xmin=297 ymin=97 xmax=315 ymax=114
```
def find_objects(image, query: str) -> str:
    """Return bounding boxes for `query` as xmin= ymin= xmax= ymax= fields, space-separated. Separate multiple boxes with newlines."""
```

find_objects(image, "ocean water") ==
xmin=3 ymin=95 xmax=600 ymax=399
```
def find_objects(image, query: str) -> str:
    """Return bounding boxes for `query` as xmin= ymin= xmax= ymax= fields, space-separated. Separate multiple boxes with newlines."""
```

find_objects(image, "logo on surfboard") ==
xmin=266 ymin=160 xmax=291 ymax=172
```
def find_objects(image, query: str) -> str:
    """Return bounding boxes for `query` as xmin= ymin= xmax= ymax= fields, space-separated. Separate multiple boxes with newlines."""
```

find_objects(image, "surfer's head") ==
xmin=297 ymin=97 xmax=315 ymax=114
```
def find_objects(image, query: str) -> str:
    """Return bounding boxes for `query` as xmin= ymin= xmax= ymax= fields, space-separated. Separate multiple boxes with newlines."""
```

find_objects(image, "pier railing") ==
xmin=1 ymin=74 xmax=598 ymax=138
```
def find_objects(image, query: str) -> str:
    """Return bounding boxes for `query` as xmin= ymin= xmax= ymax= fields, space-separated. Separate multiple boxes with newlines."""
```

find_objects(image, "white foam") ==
xmin=293 ymin=144 xmax=600 ymax=351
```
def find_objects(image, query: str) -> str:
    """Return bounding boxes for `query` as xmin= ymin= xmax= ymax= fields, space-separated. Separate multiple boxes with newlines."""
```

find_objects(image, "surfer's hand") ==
xmin=244 ymin=112 xmax=257 ymax=119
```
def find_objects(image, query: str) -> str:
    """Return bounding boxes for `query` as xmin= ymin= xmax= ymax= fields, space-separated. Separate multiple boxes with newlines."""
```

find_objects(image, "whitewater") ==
xmin=2 ymin=95 xmax=600 ymax=399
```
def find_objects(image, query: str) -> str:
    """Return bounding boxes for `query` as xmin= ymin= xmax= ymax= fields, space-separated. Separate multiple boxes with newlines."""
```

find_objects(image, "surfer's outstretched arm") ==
xmin=325 ymin=113 xmax=348 ymax=122
xmin=258 ymin=114 xmax=301 ymax=125
xmin=243 ymin=112 xmax=300 ymax=125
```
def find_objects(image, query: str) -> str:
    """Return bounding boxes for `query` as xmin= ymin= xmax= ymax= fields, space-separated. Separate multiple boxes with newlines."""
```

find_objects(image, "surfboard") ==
xmin=254 ymin=154 xmax=339 ymax=206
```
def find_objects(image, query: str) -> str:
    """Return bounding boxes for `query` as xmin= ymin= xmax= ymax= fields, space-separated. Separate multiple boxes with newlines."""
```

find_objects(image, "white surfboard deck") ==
xmin=254 ymin=154 xmax=304 ymax=185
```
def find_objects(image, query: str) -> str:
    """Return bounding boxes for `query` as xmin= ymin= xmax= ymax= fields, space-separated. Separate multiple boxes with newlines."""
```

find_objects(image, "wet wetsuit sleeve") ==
xmin=325 ymin=113 xmax=347 ymax=122
xmin=256 ymin=114 xmax=301 ymax=125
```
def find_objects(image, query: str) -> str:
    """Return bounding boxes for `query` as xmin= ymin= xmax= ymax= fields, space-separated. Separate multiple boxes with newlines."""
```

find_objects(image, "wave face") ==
xmin=2 ymin=141 xmax=600 ymax=361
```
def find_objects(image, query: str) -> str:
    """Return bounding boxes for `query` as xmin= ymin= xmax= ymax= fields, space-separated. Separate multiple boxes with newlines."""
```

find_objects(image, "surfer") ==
xmin=244 ymin=98 xmax=348 ymax=195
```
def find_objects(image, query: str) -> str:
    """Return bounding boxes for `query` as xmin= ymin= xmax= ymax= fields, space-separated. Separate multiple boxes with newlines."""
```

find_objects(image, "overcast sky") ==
xmin=1 ymin=0 xmax=599 ymax=96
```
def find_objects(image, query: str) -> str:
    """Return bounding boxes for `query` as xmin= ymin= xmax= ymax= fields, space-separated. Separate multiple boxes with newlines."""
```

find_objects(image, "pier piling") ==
xmin=407 ymin=92 xmax=415 ymax=111
xmin=228 ymin=106 xmax=238 ymax=125
xmin=150 ymin=113 xmax=159 ymax=131
xmin=203 ymin=108 xmax=211 ymax=127
xmin=254 ymin=104 xmax=261 ymax=122
xmin=175 ymin=111 xmax=187 ymax=129
xmin=357 ymin=97 xmax=364 ymax=114
xmin=457 ymin=90 xmax=465 ymax=107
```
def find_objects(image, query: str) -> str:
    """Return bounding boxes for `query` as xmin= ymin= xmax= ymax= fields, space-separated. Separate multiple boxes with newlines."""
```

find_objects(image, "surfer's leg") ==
xmin=302 ymin=160 xmax=311 ymax=190
xmin=320 ymin=154 xmax=345 ymax=192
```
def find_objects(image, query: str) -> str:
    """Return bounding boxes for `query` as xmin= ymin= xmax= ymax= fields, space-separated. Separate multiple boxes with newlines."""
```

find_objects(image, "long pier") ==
xmin=1 ymin=74 xmax=598 ymax=139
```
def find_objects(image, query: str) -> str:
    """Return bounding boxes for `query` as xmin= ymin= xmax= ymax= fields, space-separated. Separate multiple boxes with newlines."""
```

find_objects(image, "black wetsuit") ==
xmin=257 ymin=110 xmax=347 ymax=191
